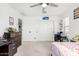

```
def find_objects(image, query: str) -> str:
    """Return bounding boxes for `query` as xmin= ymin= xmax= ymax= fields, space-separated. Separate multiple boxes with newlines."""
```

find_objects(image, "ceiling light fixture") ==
xmin=42 ymin=3 xmax=47 ymax=7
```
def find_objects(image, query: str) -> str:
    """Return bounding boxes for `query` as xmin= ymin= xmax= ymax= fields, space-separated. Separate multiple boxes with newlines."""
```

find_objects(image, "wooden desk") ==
xmin=0 ymin=32 xmax=22 ymax=56
xmin=0 ymin=40 xmax=17 ymax=56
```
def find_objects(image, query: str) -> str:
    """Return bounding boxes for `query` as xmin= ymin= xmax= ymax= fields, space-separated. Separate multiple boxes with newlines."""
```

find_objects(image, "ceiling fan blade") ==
xmin=42 ymin=7 xmax=47 ymax=13
xmin=49 ymin=3 xmax=58 ymax=7
xmin=30 ymin=3 xmax=42 ymax=7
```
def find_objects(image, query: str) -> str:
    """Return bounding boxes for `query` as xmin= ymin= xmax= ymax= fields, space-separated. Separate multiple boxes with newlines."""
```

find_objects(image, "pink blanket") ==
xmin=52 ymin=42 xmax=79 ymax=56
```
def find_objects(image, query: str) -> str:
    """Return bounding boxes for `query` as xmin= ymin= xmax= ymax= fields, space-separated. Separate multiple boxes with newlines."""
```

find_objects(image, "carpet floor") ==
xmin=15 ymin=41 xmax=52 ymax=56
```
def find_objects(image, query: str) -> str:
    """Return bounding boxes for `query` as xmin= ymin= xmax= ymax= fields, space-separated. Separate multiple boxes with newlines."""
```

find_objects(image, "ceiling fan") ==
xmin=30 ymin=3 xmax=58 ymax=13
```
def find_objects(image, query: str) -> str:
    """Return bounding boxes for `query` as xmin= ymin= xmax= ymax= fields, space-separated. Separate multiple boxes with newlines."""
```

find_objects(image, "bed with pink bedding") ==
xmin=52 ymin=42 xmax=79 ymax=56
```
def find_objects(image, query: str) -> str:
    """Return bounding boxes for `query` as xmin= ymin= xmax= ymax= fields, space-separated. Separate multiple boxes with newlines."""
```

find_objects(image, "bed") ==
xmin=52 ymin=42 xmax=79 ymax=56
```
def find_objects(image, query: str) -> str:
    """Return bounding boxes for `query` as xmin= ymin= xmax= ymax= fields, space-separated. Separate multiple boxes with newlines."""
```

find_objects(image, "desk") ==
xmin=0 ymin=40 xmax=17 ymax=56
xmin=0 ymin=40 xmax=11 ymax=46
xmin=0 ymin=32 xmax=22 ymax=56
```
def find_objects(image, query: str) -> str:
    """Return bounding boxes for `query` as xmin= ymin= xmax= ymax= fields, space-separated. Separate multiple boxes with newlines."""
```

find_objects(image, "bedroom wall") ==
xmin=0 ymin=3 xmax=23 ymax=37
xmin=61 ymin=4 xmax=79 ymax=39
xmin=22 ymin=16 xmax=60 ymax=41
xmin=69 ymin=10 xmax=79 ymax=39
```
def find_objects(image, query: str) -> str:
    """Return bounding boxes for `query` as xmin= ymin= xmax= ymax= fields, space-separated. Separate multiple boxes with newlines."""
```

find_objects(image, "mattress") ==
xmin=52 ymin=42 xmax=79 ymax=56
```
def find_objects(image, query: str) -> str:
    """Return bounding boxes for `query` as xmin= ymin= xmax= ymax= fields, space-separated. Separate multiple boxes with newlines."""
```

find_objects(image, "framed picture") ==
xmin=9 ymin=16 xmax=14 ymax=25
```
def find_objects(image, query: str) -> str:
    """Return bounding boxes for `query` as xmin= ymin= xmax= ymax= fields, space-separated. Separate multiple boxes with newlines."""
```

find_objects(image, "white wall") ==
xmin=61 ymin=4 xmax=79 ymax=39
xmin=69 ymin=10 xmax=79 ymax=39
xmin=0 ymin=3 xmax=23 ymax=37
xmin=22 ymin=16 xmax=60 ymax=41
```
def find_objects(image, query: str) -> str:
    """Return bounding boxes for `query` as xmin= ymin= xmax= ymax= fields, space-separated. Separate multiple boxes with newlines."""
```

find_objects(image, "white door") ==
xmin=38 ymin=20 xmax=54 ymax=41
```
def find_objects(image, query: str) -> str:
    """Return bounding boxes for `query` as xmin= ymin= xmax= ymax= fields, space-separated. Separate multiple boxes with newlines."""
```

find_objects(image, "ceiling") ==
xmin=9 ymin=3 xmax=79 ymax=16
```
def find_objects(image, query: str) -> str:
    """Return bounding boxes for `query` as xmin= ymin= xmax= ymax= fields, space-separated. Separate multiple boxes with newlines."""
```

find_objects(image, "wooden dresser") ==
xmin=10 ymin=32 xmax=22 ymax=48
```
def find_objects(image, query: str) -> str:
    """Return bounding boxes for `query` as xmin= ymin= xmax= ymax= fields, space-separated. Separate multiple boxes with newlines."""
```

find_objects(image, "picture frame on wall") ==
xmin=9 ymin=16 xmax=14 ymax=25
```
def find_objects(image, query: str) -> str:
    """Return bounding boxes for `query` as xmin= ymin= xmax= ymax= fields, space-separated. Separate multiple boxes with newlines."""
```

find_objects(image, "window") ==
xmin=63 ymin=17 xmax=70 ymax=35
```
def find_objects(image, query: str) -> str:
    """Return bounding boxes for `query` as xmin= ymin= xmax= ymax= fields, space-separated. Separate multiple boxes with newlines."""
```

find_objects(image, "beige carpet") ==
xmin=15 ymin=41 xmax=52 ymax=56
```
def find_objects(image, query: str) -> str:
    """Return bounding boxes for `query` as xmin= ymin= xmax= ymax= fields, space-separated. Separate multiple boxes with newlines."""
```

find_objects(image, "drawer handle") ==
xmin=12 ymin=47 xmax=15 ymax=49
